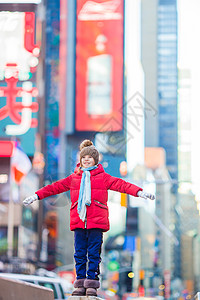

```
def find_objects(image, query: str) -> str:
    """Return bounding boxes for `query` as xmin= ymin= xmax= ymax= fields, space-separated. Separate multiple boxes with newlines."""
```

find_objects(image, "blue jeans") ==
xmin=74 ymin=229 xmax=103 ymax=280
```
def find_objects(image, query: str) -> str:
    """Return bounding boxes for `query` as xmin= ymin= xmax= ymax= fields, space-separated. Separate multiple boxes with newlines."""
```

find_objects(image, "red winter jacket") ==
xmin=36 ymin=164 xmax=142 ymax=232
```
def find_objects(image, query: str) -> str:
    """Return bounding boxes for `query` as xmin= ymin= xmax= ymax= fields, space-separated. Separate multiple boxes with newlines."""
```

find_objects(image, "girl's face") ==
xmin=81 ymin=155 xmax=95 ymax=168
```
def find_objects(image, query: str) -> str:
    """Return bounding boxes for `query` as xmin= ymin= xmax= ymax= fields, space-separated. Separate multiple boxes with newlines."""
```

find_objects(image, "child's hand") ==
xmin=137 ymin=191 xmax=155 ymax=200
xmin=23 ymin=194 xmax=38 ymax=206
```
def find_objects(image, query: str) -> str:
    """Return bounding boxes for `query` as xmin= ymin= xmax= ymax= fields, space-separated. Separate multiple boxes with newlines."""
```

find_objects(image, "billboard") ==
xmin=0 ymin=11 xmax=40 ymax=155
xmin=75 ymin=0 xmax=124 ymax=131
xmin=0 ymin=1 xmax=41 ymax=3
xmin=0 ymin=11 xmax=39 ymax=81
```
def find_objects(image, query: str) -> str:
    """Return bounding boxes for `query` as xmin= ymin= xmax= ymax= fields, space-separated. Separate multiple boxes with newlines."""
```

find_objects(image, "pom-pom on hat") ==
xmin=79 ymin=139 xmax=99 ymax=166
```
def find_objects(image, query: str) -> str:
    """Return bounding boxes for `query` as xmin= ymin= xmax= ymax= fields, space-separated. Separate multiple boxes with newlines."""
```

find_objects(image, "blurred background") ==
xmin=0 ymin=0 xmax=200 ymax=299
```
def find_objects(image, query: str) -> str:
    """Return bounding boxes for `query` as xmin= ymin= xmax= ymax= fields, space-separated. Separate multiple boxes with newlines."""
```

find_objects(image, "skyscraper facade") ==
xmin=142 ymin=0 xmax=180 ymax=278
xmin=143 ymin=0 xmax=178 ymax=181
xmin=157 ymin=0 xmax=178 ymax=182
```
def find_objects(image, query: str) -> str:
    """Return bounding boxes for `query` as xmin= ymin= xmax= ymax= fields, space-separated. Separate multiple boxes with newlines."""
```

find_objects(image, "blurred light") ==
xmin=169 ymin=224 xmax=175 ymax=231
xmin=5 ymin=69 xmax=14 ymax=79
xmin=138 ymin=285 xmax=145 ymax=297
xmin=33 ymin=47 xmax=40 ymax=56
xmin=107 ymin=260 xmax=119 ymax=272
xmin=139 ymin=269 xmax=145 ymax=280
xmin=0 ymin=174 xmax=8 ymax=184
xmin=23 ymin=81 xmax=32 ymax=91
xmin=32 ymin=88 xmax=39 ymax=97
xmin=115 ymin=235 xmax=125 ymax=246
xmin=18 ymin=72 xmax=30 ymax=81
xmin=29 ymin=56 xmax=39 ymax=67
xmin=128 ymin=272 xmax=134 ymax=278
xmin=106 ymin=290 xmax=116 ymax=296
xmin=120 ymin=193 xmax=127 ymax=207
xmin=119 ymin=161 xmax=127 ymax=176
xmin=159 ymin=284 xmax=165 ymax=290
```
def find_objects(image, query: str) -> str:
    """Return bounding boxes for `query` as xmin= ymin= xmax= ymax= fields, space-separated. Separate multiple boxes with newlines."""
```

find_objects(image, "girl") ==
xmin=23 ymin=139 xmax=155 ymax=297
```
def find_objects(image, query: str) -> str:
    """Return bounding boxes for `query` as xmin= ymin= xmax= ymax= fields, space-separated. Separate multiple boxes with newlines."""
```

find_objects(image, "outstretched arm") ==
xmin=23 ymin=175 xmax=72 ymax=206
xmin=103 ymin=173 xmax=142 ymax=197
xmin=103 ymin=173 xmax=155 ymax=200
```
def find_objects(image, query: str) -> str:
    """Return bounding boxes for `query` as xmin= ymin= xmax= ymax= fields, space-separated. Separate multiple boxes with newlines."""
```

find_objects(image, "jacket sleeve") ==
xmin=103 ymin=172 xmax=143 ymax=197
xmin=35 ymin=174 xmax=72 ymax=200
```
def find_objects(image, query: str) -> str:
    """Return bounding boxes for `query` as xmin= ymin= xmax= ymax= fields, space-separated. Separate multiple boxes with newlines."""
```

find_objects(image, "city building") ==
xmin=178 ymin=0 xmax=200 ymax=293
xmin=141 ymin=0 xmax=180 ymax=280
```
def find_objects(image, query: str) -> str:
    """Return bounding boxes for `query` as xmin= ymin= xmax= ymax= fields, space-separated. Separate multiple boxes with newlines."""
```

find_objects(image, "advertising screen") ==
xmin=0 ymin=1 xmax=40 ymax=3
xmin=75 ymin=0 xmax=124 ymax=132
xmin=0 ymin=11 xmax=39 ymax=155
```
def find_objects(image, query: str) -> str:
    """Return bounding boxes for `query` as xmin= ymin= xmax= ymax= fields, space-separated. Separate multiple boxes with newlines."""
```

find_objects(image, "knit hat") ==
xmin=79 ymin=140 xmax=99 ymax=166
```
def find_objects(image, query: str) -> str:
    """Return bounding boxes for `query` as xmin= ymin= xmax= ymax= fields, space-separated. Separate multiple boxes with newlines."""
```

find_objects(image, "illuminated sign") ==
xmin=0 ymin=1 xmax=41 ymax=3
xmin=0 ymin=77 xmax=38 ymax=135
xmin=0 ymin=141 xmax=15 ymax=157
xmin=78 ymin=0 xmax=122 ymax=20
xmin=0 ymin=11 xmax=39 ymax=137
xmin=75 ymin=0 xmax=124 ymax=131
xmin=0 ymin=12 xmax=39 ymax=81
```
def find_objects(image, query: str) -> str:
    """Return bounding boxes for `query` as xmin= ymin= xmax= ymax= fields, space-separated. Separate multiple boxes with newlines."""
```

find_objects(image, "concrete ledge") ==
xmin=68 ymin=297 xmax=103 ymax=300
xmin=195 ymin=292 xmax=200 ymax=300
xmin=0 ymin=277 xmax=54 ymax=300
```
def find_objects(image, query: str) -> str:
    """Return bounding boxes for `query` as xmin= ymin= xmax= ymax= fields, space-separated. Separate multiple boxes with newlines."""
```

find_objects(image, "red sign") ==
xmin=75 ymin=0 xmax=124 ymax=131
xmin=0 ymin=141 xmax=15 ymax=157
xmin=0 ymin=77 xmax=38 ymax=135
xmin=164 ymin=270 xmax=171 ymax=299
xmin=0 ymin=11 xmax=40 ymax=139
xmin=138 ymin=285 xmax=145 ymax=297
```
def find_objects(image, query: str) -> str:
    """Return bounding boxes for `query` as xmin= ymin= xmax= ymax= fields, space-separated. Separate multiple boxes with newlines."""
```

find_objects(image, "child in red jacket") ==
xmin=23 ymin=139 xmax=155 ymax=296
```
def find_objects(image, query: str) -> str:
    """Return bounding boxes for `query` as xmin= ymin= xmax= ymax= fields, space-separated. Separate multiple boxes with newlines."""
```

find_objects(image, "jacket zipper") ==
xmin=94 ymin=200 xmax=107 ymax=207
xmin=73 ymin=200 xmax=78 ymax=207
xmin=85 ymin=210 xmax=87 ymax=228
